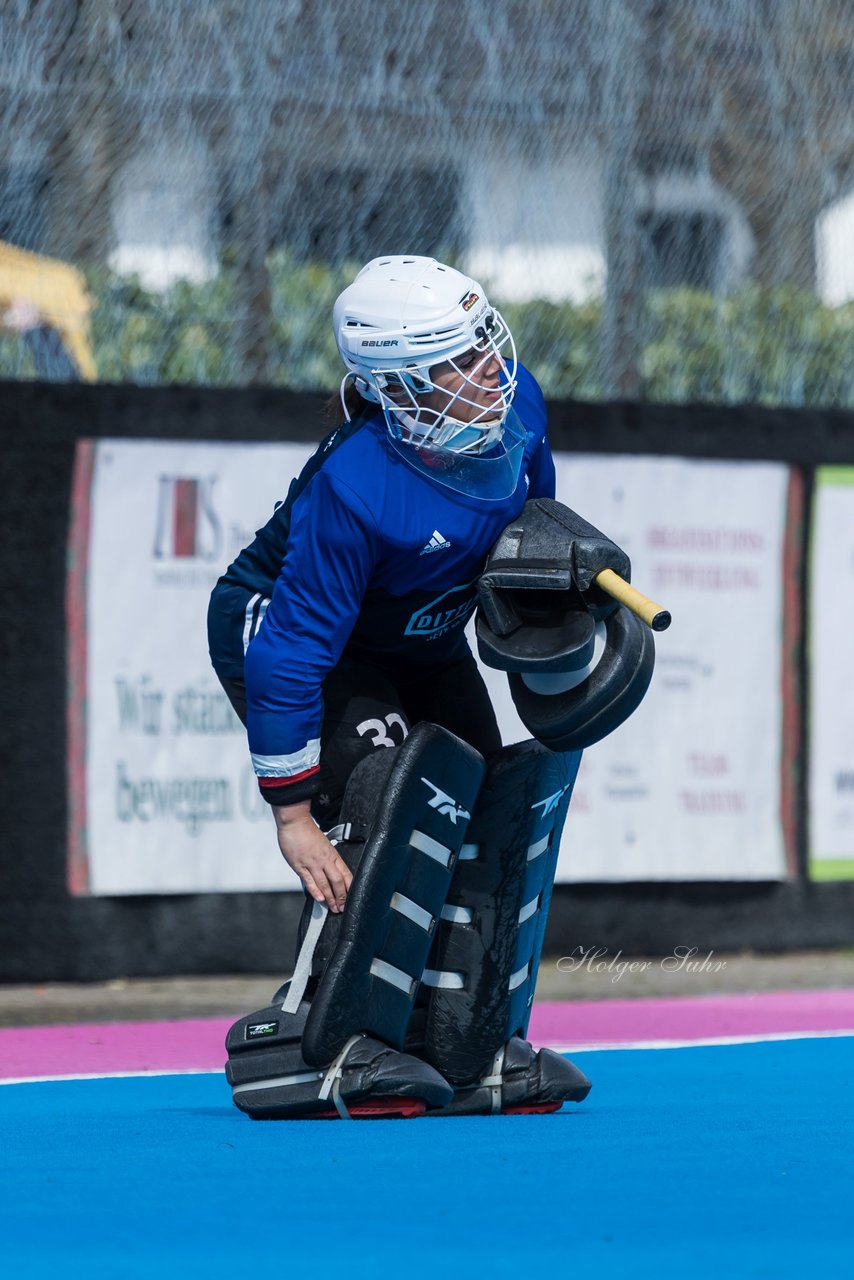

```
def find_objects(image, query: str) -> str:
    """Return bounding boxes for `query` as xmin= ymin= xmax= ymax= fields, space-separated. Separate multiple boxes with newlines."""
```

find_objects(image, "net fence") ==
xmin=2 ymin=0 xmax=854 ymax=406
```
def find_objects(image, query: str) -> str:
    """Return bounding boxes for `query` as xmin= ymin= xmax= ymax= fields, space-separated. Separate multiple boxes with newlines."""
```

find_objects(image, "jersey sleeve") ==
xmin=528 ymin=432 xmax=556 ymax=499
xmin=243 ymin=467 xmax=380 ymax=806
xmin=521 ymin=368 xmax=556 ymax=499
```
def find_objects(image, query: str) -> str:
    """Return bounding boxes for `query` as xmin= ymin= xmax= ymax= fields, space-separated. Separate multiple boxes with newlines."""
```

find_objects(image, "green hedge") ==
xmin=4 ymin=253 xmax=854 ymax=408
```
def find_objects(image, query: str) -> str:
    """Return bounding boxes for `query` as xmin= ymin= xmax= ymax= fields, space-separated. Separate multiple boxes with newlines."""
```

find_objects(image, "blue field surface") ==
xmin=2 ymin=1039 xmax=852 ymax=1278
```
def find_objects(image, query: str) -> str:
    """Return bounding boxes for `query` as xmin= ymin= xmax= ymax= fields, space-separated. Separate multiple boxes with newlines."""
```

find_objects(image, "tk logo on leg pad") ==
xmin=421 ymin=778 xmax=471 ymax=825
xmin=532 ymin=784 xmax=573 ymax=818
xmin=246 ymin=1021 xmax=278 ymax=1039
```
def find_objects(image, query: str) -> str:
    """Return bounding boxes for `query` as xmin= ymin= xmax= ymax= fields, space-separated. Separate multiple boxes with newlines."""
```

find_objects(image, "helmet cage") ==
xmin=340 ymin=307 xmax=518 ymax=456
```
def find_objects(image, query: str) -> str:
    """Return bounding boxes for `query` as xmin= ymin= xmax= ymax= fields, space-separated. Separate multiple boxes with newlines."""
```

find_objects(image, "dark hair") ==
xmin=323 ymin=380 xmax=371 ymax=425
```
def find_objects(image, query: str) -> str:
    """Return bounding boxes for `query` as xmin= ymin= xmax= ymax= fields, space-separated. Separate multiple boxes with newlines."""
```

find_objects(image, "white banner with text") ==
xmin=477 ymin=454 xmax=791 ymax=881
xmin=73 ymin=441 xmax=790 ymax=893
xmin=76 ymin=440 xmax=314 ymax=894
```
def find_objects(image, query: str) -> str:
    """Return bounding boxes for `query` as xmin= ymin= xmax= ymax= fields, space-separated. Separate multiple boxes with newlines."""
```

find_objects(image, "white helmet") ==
xmin=333 ymin=255 xmax=518 ymax=458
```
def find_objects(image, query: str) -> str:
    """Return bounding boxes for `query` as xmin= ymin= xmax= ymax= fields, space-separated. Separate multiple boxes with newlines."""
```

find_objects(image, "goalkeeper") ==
xmin=208 ymin=255 xmax=653 ymax=1119
xmin=208 ymin=254 xmax=555 ymax=912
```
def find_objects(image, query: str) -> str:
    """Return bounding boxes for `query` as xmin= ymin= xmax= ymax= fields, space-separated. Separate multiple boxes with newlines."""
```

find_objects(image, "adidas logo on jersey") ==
xmin=420 ymin=529 xmax=452 ymax=555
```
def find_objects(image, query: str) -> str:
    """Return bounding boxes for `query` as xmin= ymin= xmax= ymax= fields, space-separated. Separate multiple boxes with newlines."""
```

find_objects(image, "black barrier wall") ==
xmin=2 ymin=378 xmax=854 ymax=982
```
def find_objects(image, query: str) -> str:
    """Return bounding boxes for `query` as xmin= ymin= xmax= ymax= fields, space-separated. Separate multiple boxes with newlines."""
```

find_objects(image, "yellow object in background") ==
xmin=0 ymin=240 xmax=97 ymax=381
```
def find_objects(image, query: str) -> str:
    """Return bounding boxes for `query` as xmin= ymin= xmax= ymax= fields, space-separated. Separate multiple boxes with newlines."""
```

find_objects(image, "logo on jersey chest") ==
xmin=404 ymin=581 xmax=478 ymax=640
xmin=419 ymin=529 xmax=451 ymax=556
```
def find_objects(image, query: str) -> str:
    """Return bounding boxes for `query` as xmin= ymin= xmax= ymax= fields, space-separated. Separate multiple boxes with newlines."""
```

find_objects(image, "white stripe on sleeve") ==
xmin=251 ymin=739 xmax=321 ymax=778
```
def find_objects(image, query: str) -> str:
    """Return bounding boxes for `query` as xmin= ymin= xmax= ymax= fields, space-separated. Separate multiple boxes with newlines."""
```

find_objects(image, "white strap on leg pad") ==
xmin=317 ymin=1033 xmax=366 ymax=1119
xmin=478 ymin=1044 xmax=507 ymax=1115
xmin=283 ymin=900 xmax=329 ymax=1014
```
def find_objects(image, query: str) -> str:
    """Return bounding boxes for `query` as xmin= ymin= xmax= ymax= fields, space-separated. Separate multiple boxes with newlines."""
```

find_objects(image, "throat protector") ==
xmin=387 ymin=406 xmax=527 ymax=501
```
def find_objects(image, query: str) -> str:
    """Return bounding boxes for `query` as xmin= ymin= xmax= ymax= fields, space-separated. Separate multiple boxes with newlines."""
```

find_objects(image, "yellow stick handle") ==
xmin=594 ymin=567 xmax=671 ymax=632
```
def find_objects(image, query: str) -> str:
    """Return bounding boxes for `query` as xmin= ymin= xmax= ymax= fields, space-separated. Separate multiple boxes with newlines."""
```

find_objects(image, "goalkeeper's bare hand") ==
xmin=271 ymin=801 xmax=352 ymax=912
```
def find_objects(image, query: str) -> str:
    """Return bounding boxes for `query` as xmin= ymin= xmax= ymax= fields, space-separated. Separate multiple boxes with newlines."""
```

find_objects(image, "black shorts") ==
xmin=218 ymin=651 xmax=501 ymax=829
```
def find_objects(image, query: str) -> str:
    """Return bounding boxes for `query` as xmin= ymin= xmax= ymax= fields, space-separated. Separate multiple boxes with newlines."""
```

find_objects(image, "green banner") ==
xmin=808 ymin=467 xmax=854 ymax=880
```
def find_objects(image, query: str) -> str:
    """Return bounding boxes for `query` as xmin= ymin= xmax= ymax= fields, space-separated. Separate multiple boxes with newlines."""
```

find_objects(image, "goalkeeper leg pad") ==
xmin=301 ymin=721 xmax=486 ymax=1066
xmin=419 ymin=740 xmax=591 ymax=1113
xmin=225 ymin=722 xmax=485 ymax=1117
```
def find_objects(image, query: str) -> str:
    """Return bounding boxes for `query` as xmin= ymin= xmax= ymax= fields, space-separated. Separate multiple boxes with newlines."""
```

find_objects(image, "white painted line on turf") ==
xmin=2 ymin=1029 xmax=853 ymax=1086
xmin=546 ymin=1028 xmax=854 ymax=1053
xmin=0 ymin=1068 xmax=221 ymax=1086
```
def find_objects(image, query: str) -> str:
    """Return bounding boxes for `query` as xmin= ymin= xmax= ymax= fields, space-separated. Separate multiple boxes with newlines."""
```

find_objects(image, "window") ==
xmin=261 ymin=167 xmax=461 ymax=263
xmin=639 ymin=210 xmax=725 ymax=290
xmin=0 ymin=165 xmax=50 ymax=253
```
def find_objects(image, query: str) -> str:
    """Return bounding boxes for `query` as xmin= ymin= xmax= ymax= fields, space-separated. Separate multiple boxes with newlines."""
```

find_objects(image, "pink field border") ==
xmin=2 ymin=989 xmax=853 ymax=1083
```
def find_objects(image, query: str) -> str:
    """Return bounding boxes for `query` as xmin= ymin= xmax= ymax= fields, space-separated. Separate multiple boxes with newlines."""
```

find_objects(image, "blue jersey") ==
xmin=207 ymin=364 xmax=555 ymax=799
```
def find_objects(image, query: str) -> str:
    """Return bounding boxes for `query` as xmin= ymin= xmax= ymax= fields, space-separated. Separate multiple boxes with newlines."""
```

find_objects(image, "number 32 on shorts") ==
xmin=356 ymin=713 xmax=409 ymax=748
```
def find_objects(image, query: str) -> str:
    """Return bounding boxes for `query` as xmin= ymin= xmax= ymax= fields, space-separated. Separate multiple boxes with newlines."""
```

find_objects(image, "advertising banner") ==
xmin=477 ymin=455 xmax=792 ymax=881
xmin=69 ymin=439 xmax=315 ymax=895
xmin=808 ymin=467 xmax=854 ymax=880
xmin=69 ymin=441 xmax=791 ymax=893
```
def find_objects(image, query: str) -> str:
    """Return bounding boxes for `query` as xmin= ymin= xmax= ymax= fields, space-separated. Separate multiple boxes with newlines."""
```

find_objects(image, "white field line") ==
xmin=1 ymin=1028 xmax=853 ymax=1086
xmin=547 ymin=1028 xmax=854 ymax=1053
xmin=0 ymin=1067 xmax=218 ymax=1087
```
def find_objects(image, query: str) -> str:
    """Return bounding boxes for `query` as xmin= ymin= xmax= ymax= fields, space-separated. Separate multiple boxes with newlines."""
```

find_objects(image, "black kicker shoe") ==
xmin=226 ymin=1001 xmax=453 ymax=1119
xmin=429 ymin=1036 xmax=592 ymax=1116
